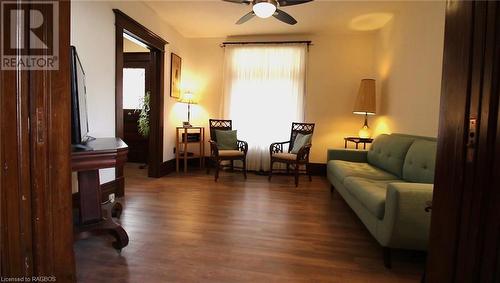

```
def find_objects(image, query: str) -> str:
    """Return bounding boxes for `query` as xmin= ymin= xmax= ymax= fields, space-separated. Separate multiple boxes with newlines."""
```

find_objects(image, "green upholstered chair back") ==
xmin=209 ymin=119 xmax=232 ymax=143
xmin=367 ymin=134 xmax=415 ymax=177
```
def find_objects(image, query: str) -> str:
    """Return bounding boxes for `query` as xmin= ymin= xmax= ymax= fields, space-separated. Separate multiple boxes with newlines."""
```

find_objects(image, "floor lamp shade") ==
xmin=353 ymin=79 xmax=376 ymax=138
xmin=353 ymin=79 xmax=376 ymax=115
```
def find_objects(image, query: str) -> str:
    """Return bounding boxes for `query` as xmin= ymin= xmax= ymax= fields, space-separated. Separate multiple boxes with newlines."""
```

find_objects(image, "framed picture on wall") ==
xmin=170 ymin=53 xmax=182 ymax=98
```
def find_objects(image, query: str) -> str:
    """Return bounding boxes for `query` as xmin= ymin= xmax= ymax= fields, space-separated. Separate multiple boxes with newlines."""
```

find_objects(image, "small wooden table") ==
xmin=176 ymin=127 xmax=205 ymax=173
xmin=71 ymin=137 xmax=129 ymax=251
xmin=344 ymin=137 xmax=374 ymax=149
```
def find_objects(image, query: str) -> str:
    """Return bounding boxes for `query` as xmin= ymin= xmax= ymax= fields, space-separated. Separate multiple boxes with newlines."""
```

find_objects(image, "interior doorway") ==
xmin=122 ymin=38 xmax=152 ymax=168
xmin=114 ymin=10 xmax=168 ymax=180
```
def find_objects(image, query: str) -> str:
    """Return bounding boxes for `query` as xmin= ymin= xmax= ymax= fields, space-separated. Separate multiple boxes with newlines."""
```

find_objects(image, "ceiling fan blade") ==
xmin=223 ymin=0 xmax=251 ymax=5
xmin=236 ymin=11 xmax=256 ymax=24
xmin=273 ymin=9 xmax=297 ymax=25
xmin=277 ymin=0 xmax=313 ymax=7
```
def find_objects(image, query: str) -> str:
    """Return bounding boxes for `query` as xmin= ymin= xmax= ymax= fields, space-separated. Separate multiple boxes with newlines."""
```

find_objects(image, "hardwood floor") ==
xmin=74 ymin=163 xmax=425 ymax=282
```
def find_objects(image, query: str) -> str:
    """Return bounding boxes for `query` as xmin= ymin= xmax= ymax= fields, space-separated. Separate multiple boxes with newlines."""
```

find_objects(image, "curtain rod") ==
xmin=220 ymin=40 xmax=312 ymax=47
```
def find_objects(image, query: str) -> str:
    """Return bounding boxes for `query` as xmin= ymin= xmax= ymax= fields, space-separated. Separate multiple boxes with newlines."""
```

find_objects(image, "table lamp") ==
xmin=353 ymin=79 xmax=376 ymax=138
xmin=178 ymin=91 xmax=197 ymax=128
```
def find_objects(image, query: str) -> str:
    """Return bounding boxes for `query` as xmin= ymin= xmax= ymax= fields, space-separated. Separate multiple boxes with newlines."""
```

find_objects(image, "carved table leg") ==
xmin=75 ymin=201 xmax=129 ymax=251
xmin=101 ymin=201 xmax=129 ymax=251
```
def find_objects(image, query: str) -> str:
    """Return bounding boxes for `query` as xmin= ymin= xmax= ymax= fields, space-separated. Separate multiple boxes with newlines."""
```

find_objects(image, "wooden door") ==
xmin=426 ymin=1 xmax=500 ymax=281
xmin=0 ymin=1 xmax=75 ymax=281
xmin=123 ymin=52 xmax=151 ymax=164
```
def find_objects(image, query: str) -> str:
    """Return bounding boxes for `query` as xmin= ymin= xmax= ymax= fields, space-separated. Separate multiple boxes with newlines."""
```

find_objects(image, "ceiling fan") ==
xmin=223 ymin=0 xmax=313 ymax=25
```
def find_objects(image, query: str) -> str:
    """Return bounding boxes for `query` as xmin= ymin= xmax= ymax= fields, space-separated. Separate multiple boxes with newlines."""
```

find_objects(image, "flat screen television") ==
xmin=70 ymin=46 xmax=90 ymax=146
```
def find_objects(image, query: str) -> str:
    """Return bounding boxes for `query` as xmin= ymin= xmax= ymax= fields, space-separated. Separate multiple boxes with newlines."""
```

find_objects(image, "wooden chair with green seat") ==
xmin=207 ymin=119 xmax=248 ymax=181
xmin=269 ymin=122 xmax=315 ymax=187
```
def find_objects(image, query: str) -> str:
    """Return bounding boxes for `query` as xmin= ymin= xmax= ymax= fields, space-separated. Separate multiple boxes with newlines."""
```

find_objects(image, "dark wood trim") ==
xmin=124 ymin=52 xmax=150 ymax=61
xmin=160 ymin=159 xmax=177 ymax=176
xmin=114 ymin=10 xmax=167 ymax=178
xmin=427 ymin=1 xmax=500 ymax=281
xmin=307 ymin=163 xmax=326 ymax=176
xmin=1 ymin=0 xmax=75 ymax=279
xmin=221 ymin=40 xmax=312 ymax=47
xmin=113 ymin=9 xmax=168 ymax=51
xmin=1 ymin=9 xmax=33 ymax=275
xmin=160 ymin=158 xmax=327 ymax=177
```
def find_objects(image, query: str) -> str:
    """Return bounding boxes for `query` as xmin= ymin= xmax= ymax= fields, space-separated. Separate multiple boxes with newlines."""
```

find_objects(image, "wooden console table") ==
xmin=71 ymin=137 xmax=129 ymax=250
xmin=176 ymin=127 xmax=205 ymax=173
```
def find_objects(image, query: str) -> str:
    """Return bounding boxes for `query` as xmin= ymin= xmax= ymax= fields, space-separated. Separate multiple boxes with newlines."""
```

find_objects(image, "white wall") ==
xmin=71 ymin=1 xmax=195 ymax=182
xmin=71 ymin=1 xmax=446 ymax=176
xmin=191 ymin=34 xmax=377 ymax=163
xmin=373 ymin=1 xmax=446 ymax=137
xmin=71 ymin=2 xmax=116 ymax=182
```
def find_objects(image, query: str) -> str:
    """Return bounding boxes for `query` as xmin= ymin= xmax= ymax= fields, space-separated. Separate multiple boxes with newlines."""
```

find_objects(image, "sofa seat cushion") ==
xmin=219 ymin=150 xmax=244 ymax=157
xmin=327 ymin=160 xmax=398 ymax=183
xmin=272 ymin=152 xmax=297 ymax=160
xmin=344 ymin=177 xmax=403 ymax=219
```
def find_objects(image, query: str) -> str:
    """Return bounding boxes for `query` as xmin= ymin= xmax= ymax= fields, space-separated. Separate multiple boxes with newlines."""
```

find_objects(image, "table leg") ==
xmin=75 ymin=201 xmax=129 ymax=251
xmin=75 ymin=170 xmax=129 ymax=251
xmin=78 ymin=170 xmax=102 ymax=224
xmin=356 ymin=143 xmax=359 ymax=149
xmin=344 ymin=140 xmax=347 ymax=148
xmin=199 ymin=129 xmax=203 ymax=168
xmin=202 ymin=128 xmax=205 ymax=168
xmin=184 ymin=128 xmax=188 ymax=173
xmin=176 ymin=129 xmax=179 ymax=173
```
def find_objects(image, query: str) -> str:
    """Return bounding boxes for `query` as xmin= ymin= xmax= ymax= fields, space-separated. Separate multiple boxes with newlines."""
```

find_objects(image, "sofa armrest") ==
xmin=378 ymin=182 xmax=433 ymax=250
xmin=327 ymin=149 xmax=368 ymax=163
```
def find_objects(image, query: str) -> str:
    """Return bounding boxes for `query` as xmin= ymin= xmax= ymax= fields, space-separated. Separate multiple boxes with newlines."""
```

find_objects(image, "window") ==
xmin=222 ymin=44 xmax=307 ymax=170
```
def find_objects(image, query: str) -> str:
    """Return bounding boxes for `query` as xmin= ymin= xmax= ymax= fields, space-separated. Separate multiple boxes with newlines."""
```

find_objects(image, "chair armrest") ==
xmin=209 ymin=140 xmax=219 ymax=157
xmin=270 ymin=141 xmax=290 ymax=154
xmin=379 ymin=182 xmax=434 ymax=250
xmin=327 ymin=149 xmax=368 ymax=163
xmin=237 ymin=140 xmax=248 ymax=154
xmin=296 ymin=143 xmax=312 ymax=161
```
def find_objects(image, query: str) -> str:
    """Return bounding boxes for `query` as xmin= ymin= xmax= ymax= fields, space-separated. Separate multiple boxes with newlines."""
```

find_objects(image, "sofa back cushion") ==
xmin=367 ymin=134 xmax=415 ymax=177
xmin=402 ymin=139 xmax=437 ymax=184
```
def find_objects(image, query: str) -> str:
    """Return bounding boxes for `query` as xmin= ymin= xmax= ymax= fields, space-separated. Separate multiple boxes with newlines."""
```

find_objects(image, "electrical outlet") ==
xmin=109 ymin=193 xmax=115 ymax=203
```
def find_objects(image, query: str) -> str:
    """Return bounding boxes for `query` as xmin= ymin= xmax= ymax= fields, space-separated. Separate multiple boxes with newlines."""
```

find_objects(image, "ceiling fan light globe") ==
xmin=253 ymin=2 xmax=276 ymax=18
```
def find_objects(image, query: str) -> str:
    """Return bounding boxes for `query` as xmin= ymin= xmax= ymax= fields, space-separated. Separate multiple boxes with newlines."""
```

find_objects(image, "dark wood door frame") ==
xmin=427 ymin=1 xmax=500 ymax=281
xmin=123 ymin=52 xmax=151 ymax=164
xmin=1 ymin=0 xmax=75 ymax=280
xmin=114 ymin=9 xmax=168 ymax=179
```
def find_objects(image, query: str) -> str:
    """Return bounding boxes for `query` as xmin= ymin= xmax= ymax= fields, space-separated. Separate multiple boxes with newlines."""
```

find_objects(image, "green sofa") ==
xmin=327 ymin=133 xmax=436 ymax=267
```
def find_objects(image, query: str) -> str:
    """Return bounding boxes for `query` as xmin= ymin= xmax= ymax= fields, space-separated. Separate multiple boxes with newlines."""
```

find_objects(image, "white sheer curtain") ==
xmin=221 ymin=44 xmax=307 ymax=171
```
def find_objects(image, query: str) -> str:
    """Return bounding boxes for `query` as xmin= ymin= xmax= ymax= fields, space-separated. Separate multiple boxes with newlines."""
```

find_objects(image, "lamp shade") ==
xmin=178 ymin=91 xmax=197 ymax=104
xmin=353 ymin=79 xmax=376 ymax=115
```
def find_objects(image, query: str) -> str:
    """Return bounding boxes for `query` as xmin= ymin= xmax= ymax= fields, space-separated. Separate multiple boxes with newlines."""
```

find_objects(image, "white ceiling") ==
xmin=143 ymin=0 xmax=409 ymax=38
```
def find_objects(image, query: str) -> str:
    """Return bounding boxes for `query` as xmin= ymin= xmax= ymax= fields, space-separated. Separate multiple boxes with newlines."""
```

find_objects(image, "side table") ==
xmin=344 ymin=137 xmax=374 ymax=149
xmin=176 ymin=127 xmax=205 ymax=173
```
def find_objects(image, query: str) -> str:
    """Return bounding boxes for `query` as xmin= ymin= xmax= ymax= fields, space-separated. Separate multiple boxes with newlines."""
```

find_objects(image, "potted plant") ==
xmin=137 ymin=91 xmax=151 ymax=138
